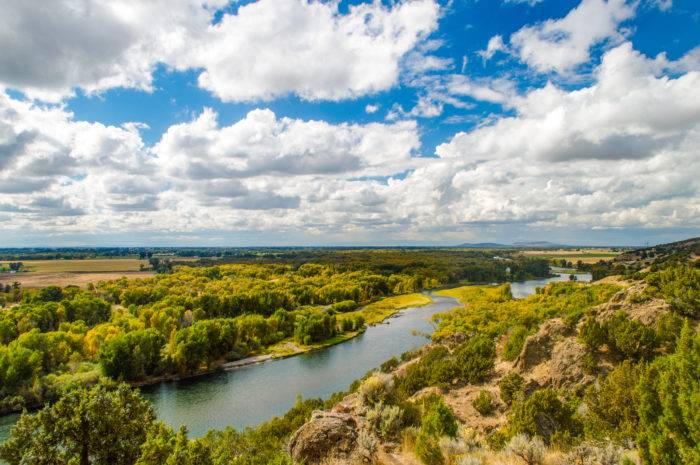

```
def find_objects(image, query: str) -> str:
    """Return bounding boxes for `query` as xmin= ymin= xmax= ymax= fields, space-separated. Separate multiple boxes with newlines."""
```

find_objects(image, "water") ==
xmin=0 ymin=273 xmax=582 ymax=444
xmin=510 ymin=271 xmax=591 ymax=298
xmin=141 ymin=293 xmax=458 ymax=437
xmin=0 ymin=414 xmax=18 ymax=447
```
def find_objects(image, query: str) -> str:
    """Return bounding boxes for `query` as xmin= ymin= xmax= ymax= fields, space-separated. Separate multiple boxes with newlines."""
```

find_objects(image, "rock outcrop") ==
xmin=594 ymin=283 xmax=671 ymax=325
xmin=288 ymin=411 xmax=358 ymax=464
xmin=515 ymin=318 xmax=568 ymax=371
xmin=515 ymin=318 xmax=591 ymax=389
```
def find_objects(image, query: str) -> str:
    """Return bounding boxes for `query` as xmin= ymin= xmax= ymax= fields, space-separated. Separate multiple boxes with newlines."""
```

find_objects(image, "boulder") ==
xmin=288 ymin=411 xmax=358 ymax=464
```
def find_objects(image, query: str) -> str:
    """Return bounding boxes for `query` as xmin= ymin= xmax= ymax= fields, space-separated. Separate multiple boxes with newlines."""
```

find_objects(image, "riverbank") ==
xmin=132 ymin=292 xmax=434 ymax=387
xmin=2 ymin=274 xmax=565 ymax=442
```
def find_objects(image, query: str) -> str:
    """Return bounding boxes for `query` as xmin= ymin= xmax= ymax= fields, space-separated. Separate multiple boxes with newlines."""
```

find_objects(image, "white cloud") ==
xmin=1 ymin=0 xmax=440 ymax=103
xmin=438 ymin=43 xmax=700 ymax=162
xmin=478 ymin=35 xmax=508 ymax=61
xmin=0 ymin=0 xmax=225 ymax=102
xmin=2 ymin=43 xmax=699 ymax=241
xmin=504 ymin=0 xmax=544 ymax=5
xmin=155 ymin=108 xmax=423 ymax=179
xmin=365 ymin=104 xmax=380 ymax=114
xmin=509 ymin=0 xmax=637 ymax=74
xmin=649 ymin=0 xmax=672 ymax=11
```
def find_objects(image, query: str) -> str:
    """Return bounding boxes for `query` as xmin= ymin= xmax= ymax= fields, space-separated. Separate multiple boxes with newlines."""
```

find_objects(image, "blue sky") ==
xmin=1 ymin=0 xmax=699 ymax=246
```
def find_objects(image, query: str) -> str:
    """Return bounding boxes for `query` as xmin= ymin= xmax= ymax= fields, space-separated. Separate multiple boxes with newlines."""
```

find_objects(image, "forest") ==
xmin=1 ymin=255 xmax=696 ymax=465
xmin=0 ymin=250 xmax=550 ymax=413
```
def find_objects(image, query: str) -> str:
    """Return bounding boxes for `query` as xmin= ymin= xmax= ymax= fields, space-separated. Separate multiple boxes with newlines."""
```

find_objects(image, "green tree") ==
xmin=499 ymin=372 xmax=525 ymax=406
xmin=578 ymin=316 xmax=606 ymax=353
xmin=583 ymin=360 xmax=641 ymax=442
xmin=98 ymin=329 xmax=165 ymax=380
xmin=637 ymin=323 xmax=699 ymax=465
xmin=0 ymin=383 xmax=156 ymax=465
xmin=508 ymin=389 xmax=580 ymax=444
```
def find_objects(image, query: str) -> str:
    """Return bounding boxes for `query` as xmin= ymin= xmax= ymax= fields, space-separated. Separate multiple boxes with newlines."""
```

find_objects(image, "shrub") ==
xmin=359 ymin=374 xmax=393 ymax=406
xmin=508 ymin=389 xmax=580 ymax=444
xmin=503 ymin=326 xmax=530 ymax=361
xmin=582 ymin=352 xmax=598 ymax=375
xmin=499 ymin=372 xmax=524 ymax=406
xmin=605 ymin=312 xmax=657 ymax=360
xmin=415 ymin=432 xmax=443 ymax=465
xmin=471 ymin=390 xmax=495 ymax=416
xmin=583 ymin=360 xmax=641 ymax=442
xmin=340 ymin=318 xmax=353 ymax=332
xmin=647 ymin=265 xmax=699 ymax=318
xmin=379 ymin=405 xmax=403 ymax=439
xmin=637 ymin=323 xmax=700 ymax=465
xmin=353 ymin=315 xmax=365 ymax=331
xmin=654 ymin=311 xmax=684 ymax=352
xmin=380 ymin=356 xmax=399 ymax=373
xmin=578 ymin=317 xmax=606 ymax=353
xmin=421 ymin=396 xmax=458 ymax=438
xmin=330 ymin=300 xmax=358 ymax=313
xmin=486 ymin=429 xmax=509 ymax=451
xmin=454 ymin=335 xmax=496 ymax=383
xmin=561 ymin=441 xmax=622 ymax=465
xmin=506 ymin=434 xmax=544 ymax=465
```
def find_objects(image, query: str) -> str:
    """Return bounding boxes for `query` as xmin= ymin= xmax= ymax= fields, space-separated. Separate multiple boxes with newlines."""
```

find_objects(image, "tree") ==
xmin=8 ymin=262 xmax=22 ymax=272
xmin=98 ymin=329 xmax=165 ymax=380
xmin=0 ymin=383 xmax=156 ymax=465
xmin=508 ymin=389 xmax=580 ymax=444
xmin=583 ymin=360 xmax=641 ymax=442
xmin=637 ymin=323 xmax=699 ymax=465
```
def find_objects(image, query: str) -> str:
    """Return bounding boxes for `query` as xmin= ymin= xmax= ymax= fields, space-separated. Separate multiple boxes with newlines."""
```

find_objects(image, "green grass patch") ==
xmin=344 ymin=293 xmax=432 ymax=325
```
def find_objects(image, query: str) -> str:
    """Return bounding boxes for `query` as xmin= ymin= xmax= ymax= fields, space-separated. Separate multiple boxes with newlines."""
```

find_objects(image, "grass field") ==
xmin=521 ymin=248 xmax=620 ymax=264
xmin=1 ymin=258 xmax=148 ymax=273
xmin=0 ymin=271 xmax=155 ymax=288
xmin=342 ymin=293 xmax=433 ymax=325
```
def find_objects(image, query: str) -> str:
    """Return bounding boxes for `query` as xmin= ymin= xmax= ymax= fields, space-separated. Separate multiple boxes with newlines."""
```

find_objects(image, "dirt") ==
xmin=0 ymin=271 xmax=154 ymax=288
xmin=594 ymin=282 xmax=671 ymax=325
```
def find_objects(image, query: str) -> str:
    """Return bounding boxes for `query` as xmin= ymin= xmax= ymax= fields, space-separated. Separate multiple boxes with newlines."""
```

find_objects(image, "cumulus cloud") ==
xmin=0 ymin=0 xmax=225 ymax=101
xmin=428 ymin=43 xmax=700 ymax=229
xmin=478 ymin=35 xmax=508 ymax=61
xmin=1 ymin=0 xmax=439 ymax=102
xmin=495 ymin=0 xmax=637 ymax=74
xmin=1 ymin=42 xmax=699 ymax=241
xmin=155 ymin=108 xmax=423 ymax=179
xmin=187 ymin=0 xmax=439 ymax=101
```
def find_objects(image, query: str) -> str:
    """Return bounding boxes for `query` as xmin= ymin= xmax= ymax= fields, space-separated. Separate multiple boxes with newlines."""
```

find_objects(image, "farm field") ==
xmin=0 ymin=258 xmax=148 ymax=273
xmin=0 ymin=271 xmax=155 ymax=288
xmin=520 ymin=248 xmax=620 ymax=263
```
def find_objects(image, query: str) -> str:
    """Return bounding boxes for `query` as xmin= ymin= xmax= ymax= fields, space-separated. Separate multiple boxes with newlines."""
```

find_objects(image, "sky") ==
xmin=1 ymin=0 xmax=699 ymax=247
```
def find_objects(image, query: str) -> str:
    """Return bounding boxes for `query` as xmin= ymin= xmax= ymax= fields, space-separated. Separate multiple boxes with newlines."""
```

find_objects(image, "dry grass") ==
xmin=0 ymin=271 xmax=154 ymax=288
xmin=1 ymin=258 xmax=148 ymax=273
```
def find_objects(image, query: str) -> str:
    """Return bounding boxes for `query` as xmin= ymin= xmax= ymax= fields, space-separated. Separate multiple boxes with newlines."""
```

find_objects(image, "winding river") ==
xmin=0 ymin=272 xmax=590 ymax=446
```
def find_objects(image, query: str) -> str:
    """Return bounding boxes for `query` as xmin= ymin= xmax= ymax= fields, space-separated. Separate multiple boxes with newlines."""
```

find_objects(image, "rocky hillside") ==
xmin=613 ymin=237 xmax=700 ymax=266
xmin=288 ymin=265 xmax=699 ymax=465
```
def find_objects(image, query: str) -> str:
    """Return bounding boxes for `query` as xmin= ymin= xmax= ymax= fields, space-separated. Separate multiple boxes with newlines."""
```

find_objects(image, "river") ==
xmin=0 ymin=272 xmax=590 ymax=446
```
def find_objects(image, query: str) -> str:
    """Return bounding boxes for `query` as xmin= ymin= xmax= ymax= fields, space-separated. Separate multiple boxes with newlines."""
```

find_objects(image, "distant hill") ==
xmin=455 ymin=242 xmax=510 ymax=248
xmin=456 ymin=240 xmax=570 ymax=249
xmin=614 ymin=236 xmax=700 ymax=263
xmin=511 ymin=241 xmax=569 ymax=248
